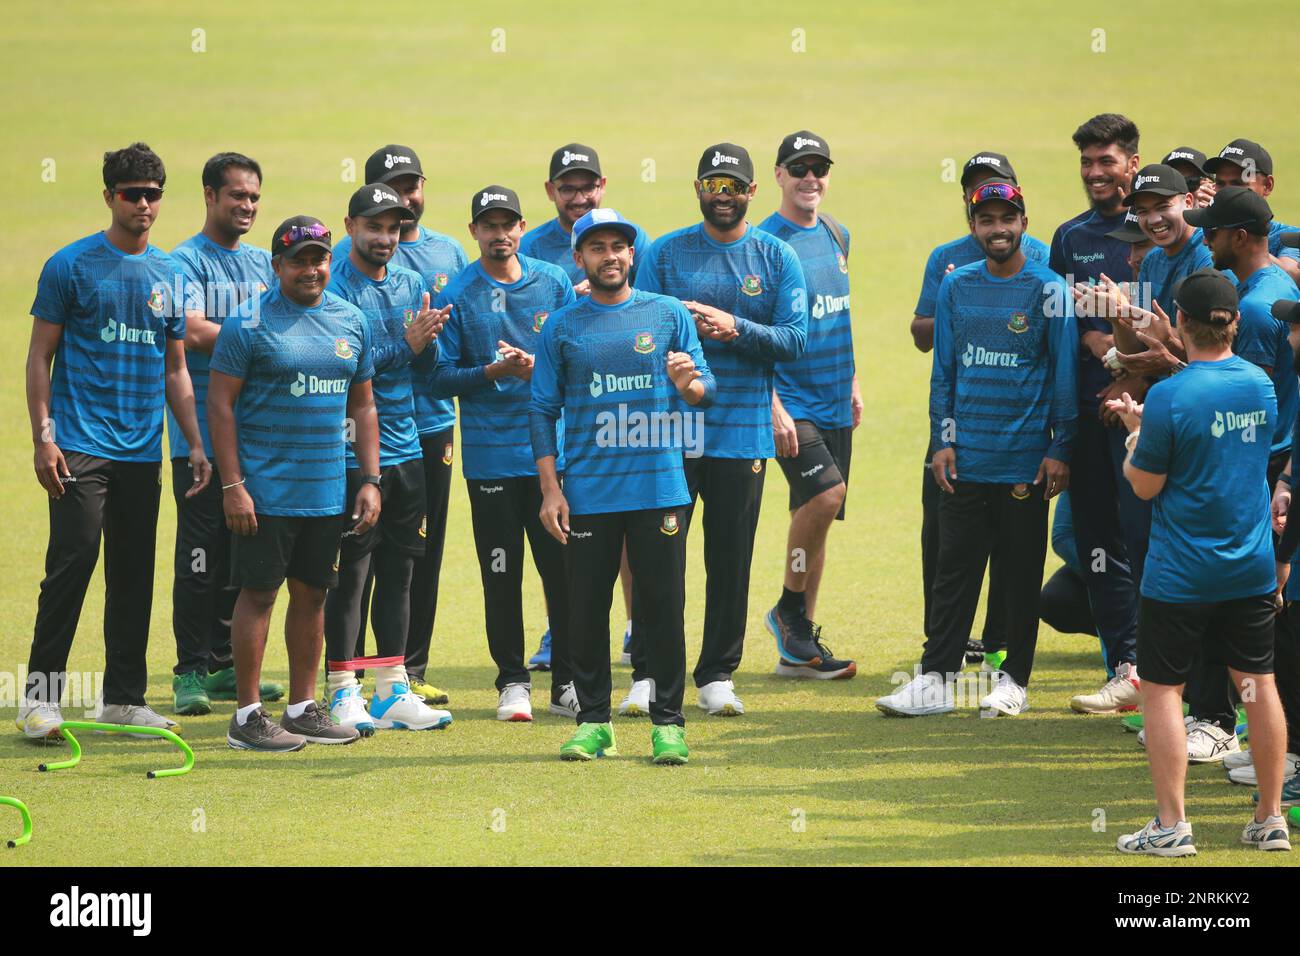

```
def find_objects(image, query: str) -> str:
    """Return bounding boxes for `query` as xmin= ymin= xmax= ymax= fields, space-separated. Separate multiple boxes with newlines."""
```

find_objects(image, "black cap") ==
xmin=1204 ymin=139 xmax=1273 ymax=177
xmin=271 ymin=215 xmax=331 ymax=258
xmin=549 ymin=143 xmax=601 ymax=180
xmin=1172 ymin=268 xmax=1239 ymax=324
xmin=348 ymin=183 xmax=416 ymax=221
xmin=365 ymin=145 xmax=423 ymax=185
xmin=1122 ymin=165 xmax=1189 ymax=206
xmin=960 ymin=151 xmax=1018 ymax=189
xmin=1105 ymin=210 xmax=1147 ymax=243
xmin=1272 ymin=299 xmax=1300 ymax=325
xmin=968 ymin=179 xmax=1025 ymax=214
xmin=1184 ymin=186 xmax=1272 ymax=236
xmin=1161 ymin=147 xmax=1208 ymax=175
xmin=697 ymin=143 xmax=754 ymax=185
xmin=776 ymin=130 xmax=832 ymax=167
xmin=471 ymin=185 xmax=522 ymax=222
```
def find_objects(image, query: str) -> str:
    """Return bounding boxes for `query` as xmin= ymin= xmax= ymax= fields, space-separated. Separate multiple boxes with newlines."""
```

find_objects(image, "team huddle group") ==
xmin=883 ymin=112 xmax=1300 ymax=856
xmin=18 ymin=131 xmax=858 ymax=769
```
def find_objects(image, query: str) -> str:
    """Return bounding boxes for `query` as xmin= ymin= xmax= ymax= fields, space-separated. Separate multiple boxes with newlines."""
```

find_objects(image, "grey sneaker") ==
xmin=280 ymin=701 xmax=360 ymax=745
xmin=227 ymin=708 xmax=306 ymax=753
xmin=98 ymin=703 xmax=182 ymax=739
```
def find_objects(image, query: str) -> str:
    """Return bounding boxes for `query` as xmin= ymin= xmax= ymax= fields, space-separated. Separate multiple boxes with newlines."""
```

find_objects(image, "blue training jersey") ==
xmin=530 ymin=289 xmax=715 ymax=515
xmin=1136 ymin=227 xmax=1214 ymax=318
xmin=32 ymin=231 xmax=190 ymax=463
xmin=636 ymin=222 xmax=807 ymax=459
xmin=1132 ymin=355 xmax=1275 ymax=603
xmin=210 ymin=288 xmax=374 ymax=517
xmin=166 ymin=234 xmax=273 ymax=460
xmin=429 ymin=256 xmax=575 ymax=479
xmin=326 ymin=256 xmax=426 ymax=468
xmin=915 ymin=232 xmax=1051 ymax=317
xmin=1233 ymin=263 xmax=1300 ymax=457
xmin=760 ymin=212 xmax=856 ymax=430
xmin=1272 ymin=220 xmax=1300 ymax=262
xmin=930 ymin=258 xmax=1078 ymax=483
xmin=337 ymin=225 xmax=468 ymax=436
xmin=519 ymin=216 xmax=653 ymax=287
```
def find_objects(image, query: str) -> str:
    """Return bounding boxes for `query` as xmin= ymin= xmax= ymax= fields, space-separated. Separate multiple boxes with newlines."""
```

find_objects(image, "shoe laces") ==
xmin=656 ymin=724 xmax=684 ymax=742
xmin=574 ymin=723 xmax=606 ymax=741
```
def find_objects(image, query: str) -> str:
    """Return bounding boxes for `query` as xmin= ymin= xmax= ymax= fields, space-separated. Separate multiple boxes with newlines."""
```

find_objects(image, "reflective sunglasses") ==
xmin=699 ymin=177 xmax=750 ymax=196
xmin=969 ymin=182 xmax=1023 ymax=206
xmin=116 ymin=187 xmax=164 ymax=203
xmin=282 ymin=223 xmax=331 ymax=244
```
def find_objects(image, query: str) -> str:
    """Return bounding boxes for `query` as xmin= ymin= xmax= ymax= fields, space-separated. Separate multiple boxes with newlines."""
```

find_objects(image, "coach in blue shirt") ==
xmin=1110 ymin=269 xmax=1290 ymax=855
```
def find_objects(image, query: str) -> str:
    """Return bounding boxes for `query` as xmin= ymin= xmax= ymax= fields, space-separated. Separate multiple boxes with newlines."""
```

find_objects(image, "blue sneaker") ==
xmin=620 ymin=623 xmax=632 ymax=666
xmin=527 ymin=629 xmax=552 ymax=671
xmin=764 ymin=606 xmax=823 ymax=667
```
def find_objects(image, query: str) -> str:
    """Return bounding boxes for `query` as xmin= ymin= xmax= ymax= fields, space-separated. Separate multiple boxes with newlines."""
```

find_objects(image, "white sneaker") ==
xmin=370 ymin=683 xmax=452 ymax=730
xmin=1137 ymin=714 xmax=1195 ymax=749
xmin=15 ymin=699 xmax=63 ymax=739
xmin=1242 ymin=814 xmax=1292 ymax=851
xmin=1186 ymin=719 xmax=1241 ymax=764
xmin=1227 ymin=753 xmax=1300 ymax=786
xmin=875 ymin=672 xmax=954 ymax=717
xmin=548 ymin=682 xmax=580 ymax=718
xmin=1116 ymin=817 xmax=1197 ymax=857
xmin=330 ymin=685 xmax=375 ymax=736
xmin=618 ymin=679 xmax=652 ymax=717
xmin=1222 ymin=749 xmax=1255 ymax=771
xmin=97 ymin=703 xmax=182 ymax=739
xmin=698 ymin=679 xmax=744 ymax=716
xmin=1070 ymin=662 xmax=1140 ymax=714
xmin=497 ymin=683 xmax=533 ymax=722
xmin=979 ymin=672 xmax=1029 ymax=716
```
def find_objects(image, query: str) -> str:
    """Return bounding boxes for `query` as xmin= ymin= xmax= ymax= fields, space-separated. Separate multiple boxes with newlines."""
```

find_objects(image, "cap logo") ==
xmin=561 ymin=150 xmax=590 ymax=165
xmin=372 ymin=188 xmax=398 ymax=204
xmin=384 ymin=153 xmax=412 ymax=169
xmin=712 ymin=151 xmax=740 ymax=168
xmin=480 ymin=192 xmax=510 ymax=206
xmin=1168 ymin=151 xmax=1194 ymax=162
xmin=792 ymin=136 xmax=821 ymax=150
xmin=1223 ymin=146 xmax=1245 ymax=157
xmin=1125 ymin=212 xmax=1139 ymax=225
xmin=1135 ymin=174 xmax=1161 ymax=189
xmin=969 ymin=156 xmax=1001 ymax=167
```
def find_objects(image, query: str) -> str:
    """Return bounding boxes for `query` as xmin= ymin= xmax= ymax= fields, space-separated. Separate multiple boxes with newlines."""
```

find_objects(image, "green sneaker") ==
xmin=980 ymin=649 xmax=1007 ymax=673
xmin=651 ymin=725 xmax=689 ymax=765
xmin=204 ymin=667 xmax=285 ymax=702
xmin=1121 ymin=713 xmax=1144 ymax=733
xmin=172 ymin=671 xmax=211 ymax=716
xmin=560 ymin=722 xmax=617 ymax=761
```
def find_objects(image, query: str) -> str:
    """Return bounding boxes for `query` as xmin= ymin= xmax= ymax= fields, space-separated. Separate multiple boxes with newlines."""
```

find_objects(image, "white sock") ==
xmin=285 ymin=700 xmax=312 ymax=719
xmin=375 ymin=665 xmax=408 ymax=700
xmin=327 ymin=669 xmax=360 ymax=697
xmin=235 ymin=702 xmax=261 ymax=726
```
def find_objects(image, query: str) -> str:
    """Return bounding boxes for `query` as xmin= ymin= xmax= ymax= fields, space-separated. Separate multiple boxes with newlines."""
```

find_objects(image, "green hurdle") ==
xmin=1 ymin=796 xmax=32 ymax=848
xmin=37 ymin=722 xmax=194 ymax=778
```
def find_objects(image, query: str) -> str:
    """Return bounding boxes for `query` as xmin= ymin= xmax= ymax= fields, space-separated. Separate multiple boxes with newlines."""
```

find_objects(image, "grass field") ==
xmin=1 ymin=0 xmax=1297 ymax=866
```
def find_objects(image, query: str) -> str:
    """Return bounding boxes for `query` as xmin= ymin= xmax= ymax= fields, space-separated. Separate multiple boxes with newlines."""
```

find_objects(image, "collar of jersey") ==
xmin=474 ymin=257 xmax=531 ymax=289
xmin=695 ymin=221 xmax=753 ymax=250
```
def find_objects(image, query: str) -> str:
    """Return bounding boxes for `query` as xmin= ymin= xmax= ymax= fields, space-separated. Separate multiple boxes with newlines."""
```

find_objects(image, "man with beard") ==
xmin=19 ymin=142 xmax=210 ymax=739
xmin=877 ymin=181 xmax=1075 ymax=718
xmin=1206 ymin=139 xmax=1300 ymax=284
xmin=335 ymin=145 xmax=468 ymax=708
xmin=1045 ymin=115 xmax=1150 ymax=718
xmin=167 ymin=152 xmax=283 ymax=717
xmin=519 ymin=142 xmax=651 ymax=678
xmin=531 ymin=209 xmax=714 ymax=764
xmin=430 ymin=186 xmax=577 ymax=722
xmin=322 ymin=184 xmax=453 ymax=734
xmin=636 ymin=143 xmax=807 ymax=716
xmin=911 ymin=151 xmax=1052 ymax=673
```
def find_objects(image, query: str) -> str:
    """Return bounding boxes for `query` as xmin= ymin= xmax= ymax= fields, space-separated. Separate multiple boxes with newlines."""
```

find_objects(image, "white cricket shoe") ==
xmin=1223 ymin=749 xmax=1254 ymax=771
xmin=1138 ymin=714 xmax=1196 ymax=749
xmin=1186 ymin=719 xmax=1240 ymax=764
xmin=548 ymin=682 xmax=580 ymax=718
xmin=875 ymin=672 xmax=954 ymax=717
xmin=497 ymin=682 xmax=533 ymax=722
xmin=1117 ymin=817 xmax=1197 ymax=857
xmin=15 ymin=699 xmax=63 ymax=739
xmin=618 ymin=680 xmax=652 ymax=717
xmin=1070 ymin=662 xmax=1140 ymax=714
xmin=1227 ymin=753 xmax=1300 ymax=786
xmin=698 ymin=679 xmax=744 ymax=716
xmin=330 ymin=685 xmax=375 ymax=736
xmin=97 ymin=703 xmax=182 ymax=739
xmin=369 ymin=683 xmax=452 ymax=730
xmin=979 ymin=672 xmax=1029 ymax=716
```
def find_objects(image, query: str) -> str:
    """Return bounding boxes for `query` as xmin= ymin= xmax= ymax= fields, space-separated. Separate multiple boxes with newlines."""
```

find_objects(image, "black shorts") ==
xmin=776 ymin=420 xmax=852 ymax=519
xmin=339 ymin=458 xmax=427 ymax=559
xmin=230 ymin=513 xmax=347 ymax=591
xmin=1138 ymin=593 xmax=1277 ymax=685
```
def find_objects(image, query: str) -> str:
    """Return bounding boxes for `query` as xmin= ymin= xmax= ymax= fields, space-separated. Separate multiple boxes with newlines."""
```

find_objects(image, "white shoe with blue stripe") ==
xmin=1116 ymin=817 xmax=1197 ymax=857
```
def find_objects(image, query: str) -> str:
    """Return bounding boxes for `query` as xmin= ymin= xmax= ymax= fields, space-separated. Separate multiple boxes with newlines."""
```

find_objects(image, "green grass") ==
xmin=1 ymin=0 xmax=1297 ymax=866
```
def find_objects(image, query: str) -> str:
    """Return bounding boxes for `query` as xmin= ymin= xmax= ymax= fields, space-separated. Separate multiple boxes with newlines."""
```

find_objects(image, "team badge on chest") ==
xmin=837 ymin=253 xmax=848 ymax=275
xmin=741 ymin=274 xmax=763 ymax=296
xmin=335 ymin=338 xmax=354 ymax=359
xmin=433 ymin=273 xmax=449 ymax=292
xmin=533 ymin=311 xmax=548 ymax=332
xmin=634 ymin=332 xmax=655 ymax=354
xmin=1007 ymin=312 xmax=1028 ymax=334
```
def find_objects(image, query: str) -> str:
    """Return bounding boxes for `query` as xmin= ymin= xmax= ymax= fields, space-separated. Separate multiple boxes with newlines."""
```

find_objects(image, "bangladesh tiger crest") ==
xmin=533 ymin=310 xmax=548 ymax=332
xmin=442 ymin=443 xmax=454 ymax=465
xmin=1007 ymin=312 xmax=1028 ymax=334
xmin=433 ymin=273 xmax=449 ymax=292
xmin=741 ymin=274 xmax=763 ymax=296
xmin=660 ymin=512 xmax=679 ymax=536
xmin=334 ymin=338 xmax=354 ymax=359
xmin=418 ymin=516 xmax=427 ymax=538
xmin=404 ymin=309 xmax=416 ymax=327
xmin=634 ymin=332 xmax=655 ymax=354
xmin=837 ymin=253 xmax=848 ymax=274
xmin=146 ymin=289 xmax=166 ymax=316
xmin=751 ymin=459 xmax=762 ymax=474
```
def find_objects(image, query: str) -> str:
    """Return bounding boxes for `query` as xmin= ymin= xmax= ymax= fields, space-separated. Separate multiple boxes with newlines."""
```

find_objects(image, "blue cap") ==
xmin=571 ymin=208 xmax=639 ymax=251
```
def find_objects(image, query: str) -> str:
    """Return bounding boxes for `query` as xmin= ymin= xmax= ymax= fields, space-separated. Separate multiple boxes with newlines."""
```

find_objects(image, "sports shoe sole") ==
xmin=17 ymin=721 xmax=64 ymax=740
xmin=372 ymin=716 xmax=452 ymax=731
xmin=700 ymin=703 xmax=743 ymax=717
xmin=560 ymin=745 xmax=617 ymax=761
xmin=1069 ymin=700 xmax=1138 ymax=714
xmin=226 ymin=734 xmax=306 ymax=753
xmin=618 ymin=702 xmax=648 ymax=717
xmin=498 ymin=711 xmax=533 ymax=722
xmin=1242 ymin=833 xmax=1292 ymax=851
xmin=774 ymin=661 xmax=857 ymax=680
xmin=763 ymin=609 xmax=822 ymax=667
xmin=653 ymin=752 xmax=688 ymax=765
xmin=526 ymin=662 xmax=551 ymax=672
xmin=875 ymin=701 xmax=954 ymax=718
xmin=980 ymin=702 xmax=1029 ymax=717
xmin=298 ymin=731 xmax=362 ymax=744
xmin=1116 ymin=841 xmax=1197 ymax=857
xmin=174 ymin=700 xmax=212 ymax=716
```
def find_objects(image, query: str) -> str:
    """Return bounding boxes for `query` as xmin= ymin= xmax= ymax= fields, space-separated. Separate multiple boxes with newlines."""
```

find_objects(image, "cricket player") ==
xmin=1161 ymin=147 xmax=1216 ymax=208
xmin=637 ymin=142 xmax=808 ymax=716
xmin=19 ymin=142 xmax=210 ymax=739
xmin=1206 ymin=139 xmax=1300 ymax=284
xmin=877 ymin=180 xmax=1076 ymax=717
xmin=532 ymin=208 xmax=715 ymax=764
xmin=167 ymin=152 xmax=282 ymax=717
xmin=430 ymin=186 xmax=577 ymax=722
xmin=322 ymin=184 xmax=453 ymax=733
xmin=208 ymin=216 xmax=377 ymax=752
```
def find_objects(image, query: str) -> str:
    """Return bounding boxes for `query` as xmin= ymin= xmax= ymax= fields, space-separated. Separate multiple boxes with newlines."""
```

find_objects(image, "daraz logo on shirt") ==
xmin=590 ymin=371 xmax=653 ymax=397
xmin=99 ymin=316 xmax=156 ymax=346
xmin=962 ymin=342 xmax=1019 ymax=368
xmin=289 ymin=372 xmax=349 ymax=397
xmin=1210 ymin=409 xmax=1266 ymax=441
xmin=811 ymin=293 xmax=850 ymax=319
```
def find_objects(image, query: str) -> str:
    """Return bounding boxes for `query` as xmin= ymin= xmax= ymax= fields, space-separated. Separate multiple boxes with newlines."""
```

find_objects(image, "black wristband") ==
xmin=360 ymin=474 xmax=381 ymax=487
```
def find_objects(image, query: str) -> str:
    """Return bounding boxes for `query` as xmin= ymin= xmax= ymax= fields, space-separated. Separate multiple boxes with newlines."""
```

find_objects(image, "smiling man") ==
xmin=1206 ymin=139 xmax=1300 ymax=284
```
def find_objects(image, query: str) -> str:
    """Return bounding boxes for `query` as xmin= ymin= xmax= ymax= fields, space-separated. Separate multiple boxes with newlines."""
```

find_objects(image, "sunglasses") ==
xmin=969 ymin=182 xmax=1023 ymax=206
xmin=699 ymin=177 xmax=750 ymax=196
xmin=554 ymin=181 xmax=600 ymax=200
xmin=785 ymin=161 xmax=830 ymax=179
xmin=116 ymin=187 xmax=164 ymax=203
xmin=281 ymin=223 xmax=331 ymax=245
